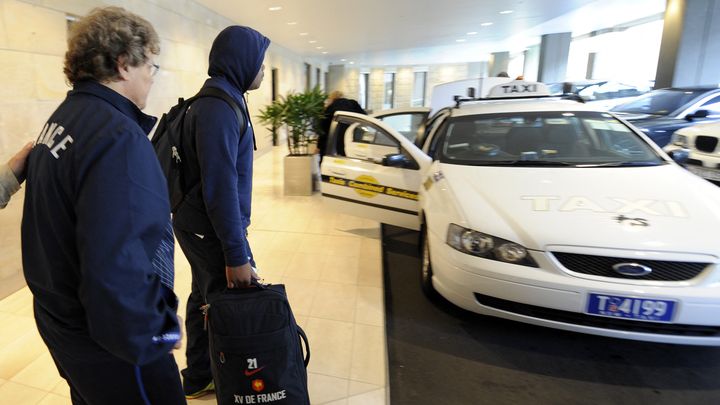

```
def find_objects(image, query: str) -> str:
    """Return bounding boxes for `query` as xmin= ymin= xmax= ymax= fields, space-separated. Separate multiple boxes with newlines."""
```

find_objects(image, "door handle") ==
xmin=330 ymin=170 xmax=347 ymax=177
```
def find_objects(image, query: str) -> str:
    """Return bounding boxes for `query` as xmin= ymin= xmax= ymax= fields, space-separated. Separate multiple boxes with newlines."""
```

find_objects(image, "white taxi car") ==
xmin=665 ymin=121 xmax=720 ymax=184
xmin=320 ymin=81 xmax=720 ymax=345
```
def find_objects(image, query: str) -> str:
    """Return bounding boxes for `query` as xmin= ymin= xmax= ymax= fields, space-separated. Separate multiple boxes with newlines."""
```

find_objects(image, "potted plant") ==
xmin=258 ymin=86 xmax=327 ymax=195
xmin=257 ymin=99 xmax=284 ymax=146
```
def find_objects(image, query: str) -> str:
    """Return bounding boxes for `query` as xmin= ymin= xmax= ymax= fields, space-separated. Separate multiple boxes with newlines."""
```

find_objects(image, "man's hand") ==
xmin=7 ymin=142 xmax=33 ymax=182
xmin=226 ymin=263 xmax=258 ymax=289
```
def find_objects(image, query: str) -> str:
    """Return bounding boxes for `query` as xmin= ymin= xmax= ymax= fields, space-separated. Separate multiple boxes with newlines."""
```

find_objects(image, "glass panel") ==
xmin=383 ymin=73 xmax=395 ymax=110
xmin=700 ymin=96 xmax=720 ymax=114
xmin=611 ymin=89 xmax=705 ymax=115
xmin=436 ymin=111 xmax=663 ymax=167
xmin=359 ymin=73 xmax=369 ymax=110
xmin=353 ymin=124 xmax=397 ymax=147
xmin=412 ymin=72 xmax=427 ymax=107
xmin=380 ymin=113 xmax=427 ymax=142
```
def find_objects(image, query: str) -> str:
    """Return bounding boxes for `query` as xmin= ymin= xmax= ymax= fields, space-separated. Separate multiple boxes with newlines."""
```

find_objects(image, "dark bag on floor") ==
xmin=206 ymin=282 xmax=310 ymax=405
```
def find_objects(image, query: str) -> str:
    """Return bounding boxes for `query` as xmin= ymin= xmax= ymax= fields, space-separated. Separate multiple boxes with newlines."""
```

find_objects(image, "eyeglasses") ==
xmin=147 ymin=61 xmax=160 ymax=76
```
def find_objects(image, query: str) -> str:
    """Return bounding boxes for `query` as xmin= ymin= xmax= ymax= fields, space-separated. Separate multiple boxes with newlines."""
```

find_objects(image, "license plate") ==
xmin=686 ymin=165 xmax=720 ymax=181
xmin=586 ymin=293 xmax=676 ymax=322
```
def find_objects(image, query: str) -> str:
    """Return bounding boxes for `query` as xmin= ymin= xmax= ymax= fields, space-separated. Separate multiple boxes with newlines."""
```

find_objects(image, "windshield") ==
xmin=610 ymin=89 xmax=704 ymax=115
xmin=436 ymin=111 xmax=664 ymax=167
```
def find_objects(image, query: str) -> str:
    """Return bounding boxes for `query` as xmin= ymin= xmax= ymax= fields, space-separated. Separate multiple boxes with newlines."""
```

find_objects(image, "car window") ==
xmin=579 ymin=82 xmax=644 ymax=101
xmin=700 ymin=95 xmax=720 ymax=114
xmin=435 ymin=111 xmax=664 ymax=167
xmin=344 ymin=122 xmax=402 ymax=163
xmin=420 ymin=108 xmax=450 ymax=150
xmin=352 ymin=124 xmax=396 ymax=146
xmin=611 ymin=89 xmax=706 ymax=115
xmin=378 ymin=113 xmax=427 ymax=142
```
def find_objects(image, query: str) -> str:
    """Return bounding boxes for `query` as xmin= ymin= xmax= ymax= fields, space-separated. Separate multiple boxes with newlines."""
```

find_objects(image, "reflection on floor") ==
xmin=0 ymin=147 xmax=388 ymax=404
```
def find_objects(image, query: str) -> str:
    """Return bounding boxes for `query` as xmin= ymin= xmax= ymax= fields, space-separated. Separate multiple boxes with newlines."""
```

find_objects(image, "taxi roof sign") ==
xmin=487 ymin=80 xmax=551 ymax=98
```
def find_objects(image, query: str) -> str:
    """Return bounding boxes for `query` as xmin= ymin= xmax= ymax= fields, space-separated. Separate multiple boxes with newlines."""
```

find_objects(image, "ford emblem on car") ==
xmin=612 ymin=263 xmax=653 ymax=276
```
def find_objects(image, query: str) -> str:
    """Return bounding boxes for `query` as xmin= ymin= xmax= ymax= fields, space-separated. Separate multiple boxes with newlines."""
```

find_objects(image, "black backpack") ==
xmin=151 ymin=87 xmax=247 ymax=212
xmin=206 ymin=282 xmax=310 ymax=405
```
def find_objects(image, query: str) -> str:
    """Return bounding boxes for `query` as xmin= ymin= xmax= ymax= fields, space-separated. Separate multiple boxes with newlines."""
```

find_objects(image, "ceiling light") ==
xmin=481 ymin=22 xmax=493 ymax=27
xmin=456 ymin=39 xmax=467 ymax=42
xmin=322 ymin=51 xmax=328 ymax=54
xmin=499 ymin=10 xmax=514 ymax=14
xmin=268 ymin=6 xmax=282 ymax=11
xmin=349 ymin=61 xmax=355 ymax=65
xmin=466 ymin=31 xmax=478 ymax=35
xmin=287 ymin=21 xmax=297 ymax=25
xmin=340 ymin=58 xmax=347 ymax=62
xmin=299 ymin=32 xmax=309 ymax=36
xmin=309 ymin=40 xmax=317 ymax=43
xmin=316 ymin=46 xmax=324 ymax=49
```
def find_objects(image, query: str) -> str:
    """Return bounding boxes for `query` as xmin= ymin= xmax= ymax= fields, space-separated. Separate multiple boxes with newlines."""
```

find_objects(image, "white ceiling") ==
xmin=195 ymin=0 xmax=666 ymax=66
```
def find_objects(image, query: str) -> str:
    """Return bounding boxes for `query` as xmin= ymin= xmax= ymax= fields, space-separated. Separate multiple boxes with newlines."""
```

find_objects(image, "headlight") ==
xmin=446 ymin=224 xmax=538 ymax=267
xmin=671 ymin=134 xmax=689 ymax=148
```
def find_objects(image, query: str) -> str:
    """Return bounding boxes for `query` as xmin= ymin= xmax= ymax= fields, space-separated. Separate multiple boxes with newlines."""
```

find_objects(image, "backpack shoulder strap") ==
xmin=196 ymin=87 xmax=249 ymax=137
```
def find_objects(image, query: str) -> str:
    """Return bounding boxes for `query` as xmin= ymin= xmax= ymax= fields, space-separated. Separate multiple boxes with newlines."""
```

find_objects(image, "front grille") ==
xmin=551 ymin=252 xmax=708 ymax=281
xmin=475 ymin=294 xmax=720 ymax=337
xmin=696 ymin=136 xmax=719 ymax=153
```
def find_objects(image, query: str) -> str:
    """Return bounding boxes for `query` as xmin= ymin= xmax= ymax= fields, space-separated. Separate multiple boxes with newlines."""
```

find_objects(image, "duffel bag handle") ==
xmin=217 ymin=278 xmax=267 ymax=296
xmin=297 ymin=325 xmax=310 ymax=367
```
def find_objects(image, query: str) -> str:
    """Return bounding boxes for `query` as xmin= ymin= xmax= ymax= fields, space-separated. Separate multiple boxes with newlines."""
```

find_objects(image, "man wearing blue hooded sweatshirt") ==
xmin=172 ymin=26 xmax=270 ymax=398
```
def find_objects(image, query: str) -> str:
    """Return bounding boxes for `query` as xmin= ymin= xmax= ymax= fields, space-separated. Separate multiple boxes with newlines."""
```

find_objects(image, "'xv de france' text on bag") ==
xmin=150 ymin=87 xmax=247 ymax=212
xmin=205 ymin=282 xmax=310 ymax=405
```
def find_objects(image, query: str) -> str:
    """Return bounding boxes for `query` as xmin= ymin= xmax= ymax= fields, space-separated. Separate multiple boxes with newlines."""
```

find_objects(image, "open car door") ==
xmin=320 ymin=111 xmax=431 ymax=230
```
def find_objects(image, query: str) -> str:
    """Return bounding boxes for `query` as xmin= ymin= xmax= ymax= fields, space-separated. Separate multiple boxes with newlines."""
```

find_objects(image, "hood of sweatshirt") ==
xmin=208 ymin=26 xmax=270 ymax=93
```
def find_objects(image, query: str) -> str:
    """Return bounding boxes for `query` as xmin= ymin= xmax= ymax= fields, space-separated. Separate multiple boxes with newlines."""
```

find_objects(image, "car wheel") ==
xmin=420 ymin=226 xmax=438 ymax=298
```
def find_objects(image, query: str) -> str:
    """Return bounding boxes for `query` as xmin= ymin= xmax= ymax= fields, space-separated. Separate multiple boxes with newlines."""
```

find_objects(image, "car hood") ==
xmin=440 ymin=164 xmax=720 ymax=255
xmin=613 ymin=113 xmax=693 ymax=147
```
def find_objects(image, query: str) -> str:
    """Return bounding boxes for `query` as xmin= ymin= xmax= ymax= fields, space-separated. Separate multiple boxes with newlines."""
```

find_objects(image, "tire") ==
xmin=420 ymin=226 xmax=438 ymax=298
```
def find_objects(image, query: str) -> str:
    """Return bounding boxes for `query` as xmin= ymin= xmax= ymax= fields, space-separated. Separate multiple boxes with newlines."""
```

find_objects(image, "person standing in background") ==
xmin=0 ymin=142 xmax=32 ymax=208
xmin=21 ymin=7 xmax=185 ymax=404
xmin=317 ymin=90 xmax=366 ymax=160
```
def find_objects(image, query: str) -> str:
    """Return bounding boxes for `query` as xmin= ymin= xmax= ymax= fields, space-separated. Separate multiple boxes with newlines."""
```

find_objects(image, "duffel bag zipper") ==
xmin=201 ymin=304 xmax=210 ymax=331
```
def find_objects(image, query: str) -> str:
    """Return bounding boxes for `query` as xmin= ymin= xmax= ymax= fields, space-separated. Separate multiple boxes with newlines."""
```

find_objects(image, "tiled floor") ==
xmin=0 ymin=147 xmax=389 ymax=404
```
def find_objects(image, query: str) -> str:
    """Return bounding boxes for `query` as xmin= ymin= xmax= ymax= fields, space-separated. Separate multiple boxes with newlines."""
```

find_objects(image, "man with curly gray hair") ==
xmin=22 ymin=7 xmax=185 ymax=404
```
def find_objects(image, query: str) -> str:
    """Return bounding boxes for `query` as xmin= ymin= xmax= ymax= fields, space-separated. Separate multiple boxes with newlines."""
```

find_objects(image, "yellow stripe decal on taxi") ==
xmin=321 ymin=175 xmax=419 ymax=201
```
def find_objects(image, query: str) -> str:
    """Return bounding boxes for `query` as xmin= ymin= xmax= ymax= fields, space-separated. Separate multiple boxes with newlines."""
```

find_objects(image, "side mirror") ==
xmin=382 ymin=153 xmax=418 ymax=169
xmin=667 ymin=148 xmax=689 ymax=164
xmin=685 ymin=109 xmax=709 ymax=121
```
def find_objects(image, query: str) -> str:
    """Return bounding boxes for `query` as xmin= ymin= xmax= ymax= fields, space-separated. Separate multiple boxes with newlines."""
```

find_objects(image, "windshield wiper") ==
xmin=612 ymin=111 xmax=664 ymax=117
xmin=578 ymin=161 xmax=664 ymax=167
xmin=481 ymin=160 xmax=576 ymax=167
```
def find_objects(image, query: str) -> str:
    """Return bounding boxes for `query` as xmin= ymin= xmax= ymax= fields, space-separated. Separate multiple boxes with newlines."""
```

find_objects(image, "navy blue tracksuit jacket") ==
xmin=22 ymin=81 xmax=180 ymax=366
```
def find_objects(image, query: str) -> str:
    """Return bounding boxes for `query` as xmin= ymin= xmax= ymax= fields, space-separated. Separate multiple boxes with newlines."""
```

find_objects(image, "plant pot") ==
xmin=283 ymin=154 xmax=314 ymax=196
xmin=287 ymin=135 xmax=312 ymax=156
